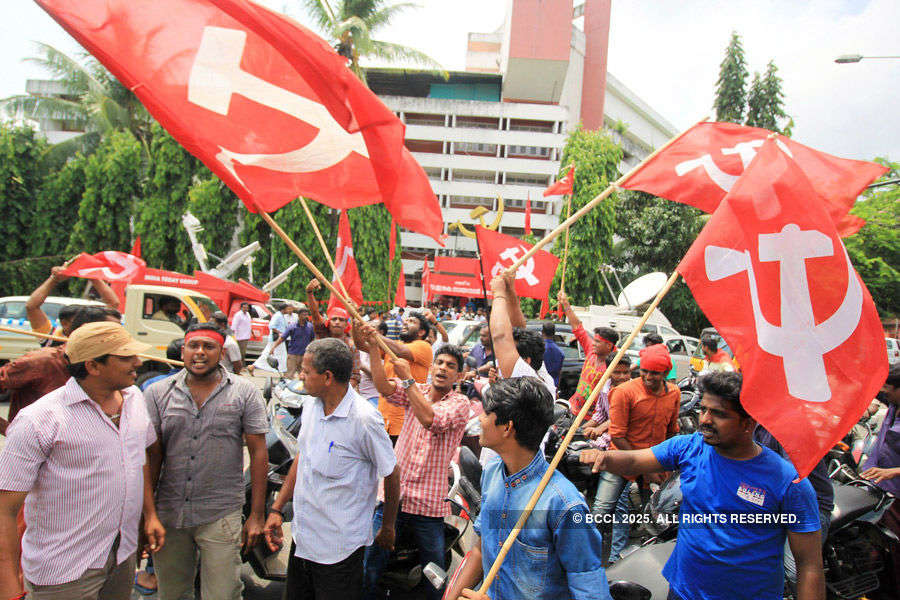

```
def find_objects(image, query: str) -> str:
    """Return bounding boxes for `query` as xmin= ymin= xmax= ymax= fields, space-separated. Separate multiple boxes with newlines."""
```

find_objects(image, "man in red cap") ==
xmin=306 ymin=279 xmax=360 ymax=388
xmin=583 ymin=342 xmax=680 ymax=564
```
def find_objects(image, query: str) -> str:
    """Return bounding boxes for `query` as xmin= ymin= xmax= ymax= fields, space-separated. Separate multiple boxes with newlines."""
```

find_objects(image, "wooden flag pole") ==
xmin=560 ymin=192 xmax=573 ymax=294
xmin=298 ymin=197 xmax=351 ymax=299
xmin=478 ymin=270 xmax=681 ymax=594
xmin=257 ymin=209 xmax=398 ymax=360
xmin=0 ymin=325 xmax=184 ymax=367
xmin=506 ymin=117 xmax=709 ymax=276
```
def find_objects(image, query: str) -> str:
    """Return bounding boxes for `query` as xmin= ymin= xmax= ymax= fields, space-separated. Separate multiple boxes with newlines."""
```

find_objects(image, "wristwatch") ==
xmin=400 ymin=378 xmax=416 ymax=390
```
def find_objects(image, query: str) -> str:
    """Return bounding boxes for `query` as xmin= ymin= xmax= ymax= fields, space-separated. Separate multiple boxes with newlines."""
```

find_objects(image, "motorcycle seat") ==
xmin=829 ymin=484 xmax=880 ymax=531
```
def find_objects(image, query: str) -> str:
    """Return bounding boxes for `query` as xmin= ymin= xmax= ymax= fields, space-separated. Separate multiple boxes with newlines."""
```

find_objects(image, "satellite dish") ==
xmin=617 ymin=272 xmax=667 ymax=308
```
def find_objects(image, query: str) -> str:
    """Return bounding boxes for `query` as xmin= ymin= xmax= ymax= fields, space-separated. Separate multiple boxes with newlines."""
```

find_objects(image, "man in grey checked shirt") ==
xmin=143 ymin=323 xmax=269 ymax=600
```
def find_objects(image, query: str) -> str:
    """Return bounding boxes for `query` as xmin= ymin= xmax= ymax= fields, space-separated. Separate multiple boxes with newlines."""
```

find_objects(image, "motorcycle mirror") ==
xmin=608 ymin=581 xmax=652 ymax=600
xmin=423 ymin=562 xmax=447 ymax=590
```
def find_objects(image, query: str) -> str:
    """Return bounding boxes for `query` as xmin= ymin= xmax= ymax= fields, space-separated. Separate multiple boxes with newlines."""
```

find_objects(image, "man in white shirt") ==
xmin=212 ymin=311 xmax=244 ymax=373
xmin=263 ymin=339 xmax=400 ymax=600
xmin=230 ymin=303 xmax=253 ymax=360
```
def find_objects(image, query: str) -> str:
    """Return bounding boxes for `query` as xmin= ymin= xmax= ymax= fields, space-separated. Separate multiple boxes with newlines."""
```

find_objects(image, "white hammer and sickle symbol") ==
xmin=704 ymin=224 xmax=862 ymax=402
xmin=492 ymin=247 xmax=538 ymax=286
xmin=675 ymin=139 xmax=794 ymax=192
xmin=187 ymin=27 xmax=369 ymax=182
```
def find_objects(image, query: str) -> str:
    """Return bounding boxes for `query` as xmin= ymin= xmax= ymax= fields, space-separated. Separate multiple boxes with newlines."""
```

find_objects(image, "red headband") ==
xmin=328 ymin=307 xmax=350 ymax=320
xmin=185 ymin=329 xmax=225 ymax=346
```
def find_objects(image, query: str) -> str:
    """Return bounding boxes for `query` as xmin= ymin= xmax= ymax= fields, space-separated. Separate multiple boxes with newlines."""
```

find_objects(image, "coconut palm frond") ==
xmin=335 ymin=16 xmax=373 ymax=48
xmin=0 ymin=94 xmax=88 ymax=124
xmin=24 ymin=42 xmax=105 ymax=97
xmin=41 ymin=131 xmax=102 ymax=166
xmin=365 ymin=2 xmax=420 ymax=32
xmin=302 ymin=0 xmax=337 ymax=30
xmin=369 ymin=40 xmax=446 ymax=74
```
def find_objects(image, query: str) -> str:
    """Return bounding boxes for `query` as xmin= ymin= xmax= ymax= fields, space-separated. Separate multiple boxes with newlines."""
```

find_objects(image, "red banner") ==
xmin=428 ymin=272 xmax=484 ymax=299
xmin=678 ymin=140 xmax=887 ymax=477
xmin=35 ymin=0 xmax=444 ymax=242
xmin=434 ymin=256 xmax=481 ymax=274
xmin=60 ymin=251 xmax=147 ymax=283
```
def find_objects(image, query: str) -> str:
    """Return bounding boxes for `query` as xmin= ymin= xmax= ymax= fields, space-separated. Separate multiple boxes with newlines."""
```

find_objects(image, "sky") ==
xmin=2 ymin=0 xmax=897 ymax=162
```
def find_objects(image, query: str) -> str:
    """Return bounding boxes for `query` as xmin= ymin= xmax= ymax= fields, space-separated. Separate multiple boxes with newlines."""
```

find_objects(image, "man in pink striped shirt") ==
xmin=360 ymin=326 xmax=470 ymax=600
xmin=0 ymin=322 xmax=160 ymax=600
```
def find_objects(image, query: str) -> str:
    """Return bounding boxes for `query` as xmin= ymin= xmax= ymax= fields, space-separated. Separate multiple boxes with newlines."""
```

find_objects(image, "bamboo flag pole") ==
xmin=560 ymin=192 xmax=573 ymax=294
xmin=256 ymin=209 xmax=399 ymax=360
xmin=506 ymin=117 xmax=708 ymax=276
xmin=298 ymin=197 xmax=351 ymax=300
xmin=0 ymin=325 xmax=184 ymax=367
xmin=478 ymin=270 xmax=681 ymax=594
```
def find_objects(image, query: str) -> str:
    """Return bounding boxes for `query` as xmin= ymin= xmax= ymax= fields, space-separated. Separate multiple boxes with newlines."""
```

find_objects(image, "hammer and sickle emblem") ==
xmin=187 ymin=27 xmax=369 ymax=184
xmin=333 ymin=237 xmax=353 ymax=279
xmin=490 ymin=246 xmax=538 ymax=285
xmin=676 ymin=139 xmax=793 ymax=192
xmin=704 ymin=224 xmax=862 ymax=402
xmin=449 ymin=197 xmax=505 ymax=239
xmin=77 ymin=252 xmax=142 ymax=281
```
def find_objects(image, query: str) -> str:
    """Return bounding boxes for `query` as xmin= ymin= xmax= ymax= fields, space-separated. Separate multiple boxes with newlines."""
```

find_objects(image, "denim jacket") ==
xmin=474 ymin=451 xmax=611 ymax=600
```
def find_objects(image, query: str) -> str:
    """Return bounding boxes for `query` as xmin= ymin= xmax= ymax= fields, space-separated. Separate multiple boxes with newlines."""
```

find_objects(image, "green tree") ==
xmin=845 ymin=159 xmax=899 ymax=317
xmin=134 ymin=124 xmax=200 ymax=271
xmin=66 ymin=130 xmax=142 ymax=254
xmin=301 ymin=0 xmax=443 ymax=81
xmin=348 ymin=204 xmax=401 ymax=303
xmin=714 ymin=32 xmax=748 ymax=124
xmin=548 ymin=128 xmax=621 ymax=308
xmin=612 ymin=191 xmax=709 ymax=335
xmin=0 ymin=43 xmax=152 ymax=164
xmin=745 ymin=60 xmax=789 ymax=133
xmin=0 ymin=124 xmax=47 ymax=261
xmin=31 ymin=154 xmax=87 ymax=257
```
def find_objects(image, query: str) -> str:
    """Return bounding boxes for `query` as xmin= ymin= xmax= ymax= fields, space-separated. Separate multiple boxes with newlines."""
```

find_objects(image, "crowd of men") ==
xmin=0 ymin=265 xmax=897 ymax=600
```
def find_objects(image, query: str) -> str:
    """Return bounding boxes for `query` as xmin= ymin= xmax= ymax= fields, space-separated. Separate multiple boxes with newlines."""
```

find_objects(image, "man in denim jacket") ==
xmin=447 ymin=377 xmax=611 ymax=600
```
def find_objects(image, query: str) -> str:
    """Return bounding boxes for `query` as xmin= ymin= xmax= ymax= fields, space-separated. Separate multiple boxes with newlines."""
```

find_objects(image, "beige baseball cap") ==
xmin=65 ymin=321 xmax=151 ymax=363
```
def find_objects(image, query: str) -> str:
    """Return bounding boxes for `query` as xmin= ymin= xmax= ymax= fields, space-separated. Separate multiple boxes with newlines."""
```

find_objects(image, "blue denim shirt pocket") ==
xmin=510 ymin=536 xmax=549 ymax=596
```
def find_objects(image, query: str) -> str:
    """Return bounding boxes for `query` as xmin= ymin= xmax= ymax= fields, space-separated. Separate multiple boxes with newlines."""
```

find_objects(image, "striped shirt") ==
xmin=379 ymin=380 xmax=470 ymax=517
xmin=0 ymin=378 xmax=155 ymax=585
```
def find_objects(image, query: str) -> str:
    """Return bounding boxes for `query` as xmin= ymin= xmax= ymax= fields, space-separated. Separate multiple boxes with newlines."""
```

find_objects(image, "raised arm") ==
xmin=506 ymin=274 xmax=527 ymax=329
xmin=557 ymin=290 xmax=581 ymax=329
xmin=489 ymin=273 xmax=520 ymax=378
xmin=305 ymin=279 xmax=325 ymax=329
xmin=90 ymin=278 xmax=121 ymax=310
xmin=25 ymin=265 xmax=68 ymax=334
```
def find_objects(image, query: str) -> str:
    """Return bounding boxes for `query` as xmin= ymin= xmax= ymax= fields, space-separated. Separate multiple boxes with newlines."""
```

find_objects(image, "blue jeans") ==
xmin=590 ymin=471 xmax=632 ymax=563
xmin=363 ymin=505 xmax=445 ymax=600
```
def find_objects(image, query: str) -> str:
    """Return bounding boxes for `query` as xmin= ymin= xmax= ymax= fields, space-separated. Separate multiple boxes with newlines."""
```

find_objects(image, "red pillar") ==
xmin=580 ymin=0 xmax=612 ymax=130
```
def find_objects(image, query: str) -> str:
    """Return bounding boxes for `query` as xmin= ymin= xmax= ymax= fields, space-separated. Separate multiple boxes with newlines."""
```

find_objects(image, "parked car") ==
xmin=442 ymin=320 xmax=484 ymax=351
xmin=0 ymin=296 xmax=104 ymax=364
xmin=886 ymin=338 xmax=900 ymax=366
xmin=617 ymin=333 xmax=693 ymax=381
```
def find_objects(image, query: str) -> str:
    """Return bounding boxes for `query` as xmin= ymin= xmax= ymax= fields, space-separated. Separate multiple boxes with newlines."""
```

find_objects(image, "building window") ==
xmin=404 ymin=271 xmax=422 ymax=288
xmin=405 ymin=112 xmax=445 ymax=127
xmin=449 ymin=195 xmax=494 ymax=210
xmin=506 ymin=145 xmax=552 ymax=159
xmin=505 ymin=173 xmax=551 ymax=187
xmin=501 ymin=226 xmax=526 ymax=237
xmin=456 ymin=116 xmax=500 ymax=129
xmin=423 ymin=167 xmax=442 ymax=180
xmin=508 ymin=118 xmax=555 ymax=133
xmin=405 ymin=139 xmax=443 ymax=153
xmin=454 ymin=141 xmax=497 ymax=156
xmin=452 ymin=169 xmax=496 ymax=184
xmin=505 ymin=198 xmax=547 ymax=211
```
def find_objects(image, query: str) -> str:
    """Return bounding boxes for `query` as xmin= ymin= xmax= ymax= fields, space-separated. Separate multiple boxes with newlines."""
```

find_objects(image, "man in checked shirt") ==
xmin=359 ymin=324 xmax=470 ymax=600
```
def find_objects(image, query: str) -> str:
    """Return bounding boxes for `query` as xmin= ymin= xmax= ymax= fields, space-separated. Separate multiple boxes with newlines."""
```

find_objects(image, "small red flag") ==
xmin=539 ymin=297 xmax=549 ymax=319
xmin=524 ymin=192 xmax=532 ymax=235
xmin=677 ymin=139 xmax=887 ymax=477
xmin=543 ymin=165 xmax=574 ymax=197
xmin=422 ymin=258 xmax=432 ymax=304
xmin=388 ymin=218 xmax=397 ymax=262
xmin=476 ymin=226 xmax=559 ymax=301
xmin=394 ymin=262 xmax=407 ymax=307
xmin=130 ymin=237 xmax=141 ymax=258
xmin=327 ymin=211 xmax=364 ymax=312
xmin=619 ymin=121 xmax=887 ymax=237
xmin=60 ymin=251 xmax=147 ymax=283
xmin=34 ymin=0 xmax=444 ymax=242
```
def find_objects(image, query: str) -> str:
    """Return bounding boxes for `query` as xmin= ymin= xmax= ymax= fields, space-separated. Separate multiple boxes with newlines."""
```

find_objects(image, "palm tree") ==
xmin=0 ymin=42 xmax=152 ymax=163
xmin=300 ymin=0 xmax=445 ymax=81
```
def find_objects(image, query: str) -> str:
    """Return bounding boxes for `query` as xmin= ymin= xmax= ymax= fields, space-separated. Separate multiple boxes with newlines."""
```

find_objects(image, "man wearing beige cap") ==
xmin=0 ymin=322 xmax=161 ymax=600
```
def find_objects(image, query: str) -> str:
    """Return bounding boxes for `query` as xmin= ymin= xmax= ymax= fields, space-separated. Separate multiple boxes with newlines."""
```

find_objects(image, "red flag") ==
xmin=539 ymin=297 xmax=549 ymax=319
xmin=388 ymin=218 xmax=397 ymax=262
xmin=60 ymin=251 xmax=147 ymax=283
xmin=677 ymin=139 xmax=887 ymax=477
xmin=35 ymin=0 xmax=444 ymax=243
xmin=395 ymin=262 xmax=407 ymax=307
xmin=327 ymin=211 xmax=363 ymax=312
xmin=620 ymin=122 xmax=886 ymax=237
xmin=476 ymin=226 xmax=559 ymax=301
xmin=543 ymin=165 xmax=574 ymax=197
xmin=524 ymin=192 xmax=532 ymax=235
xmin=130 ymin=237 xmax=141 ymax=259
xmin=421 ymin=258 xmax=432 ymax=303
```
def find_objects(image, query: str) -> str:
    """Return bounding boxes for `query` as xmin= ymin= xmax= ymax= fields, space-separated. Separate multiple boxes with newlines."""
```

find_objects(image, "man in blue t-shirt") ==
xmin=581 ymin=371 xmax=824 ymax=600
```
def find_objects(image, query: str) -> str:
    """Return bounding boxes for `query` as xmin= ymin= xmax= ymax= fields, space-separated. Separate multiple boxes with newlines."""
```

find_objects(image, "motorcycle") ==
xmin=606 ymin=469 xmax=897 ymax=599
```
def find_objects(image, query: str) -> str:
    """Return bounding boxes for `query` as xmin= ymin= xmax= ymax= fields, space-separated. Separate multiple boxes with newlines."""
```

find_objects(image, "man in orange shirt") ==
xmin=581 ymin=343 xmax=680 ymax=564
xmin=360 ymin=312 xmax=433 ymax=443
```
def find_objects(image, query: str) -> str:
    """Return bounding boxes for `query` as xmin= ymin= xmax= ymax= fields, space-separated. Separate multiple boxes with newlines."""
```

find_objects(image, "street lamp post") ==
xmin=835 ymin=53 xmax=900 ymax=64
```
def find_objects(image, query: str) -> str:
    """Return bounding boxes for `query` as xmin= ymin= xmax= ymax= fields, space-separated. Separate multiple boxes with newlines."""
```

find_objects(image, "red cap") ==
xmin=639 ymin=344 xmax=672 ymax=372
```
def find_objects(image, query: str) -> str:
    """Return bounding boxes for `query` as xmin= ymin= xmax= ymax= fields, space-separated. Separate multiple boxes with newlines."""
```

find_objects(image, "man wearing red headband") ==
xmin=581 ymin=342 xmax=680 ymax=564
xmin=143 ymin=324 xmax=269 ymax=599
xmin=306 ymin=279 xmax=361 ymax=388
